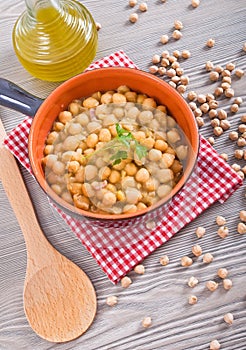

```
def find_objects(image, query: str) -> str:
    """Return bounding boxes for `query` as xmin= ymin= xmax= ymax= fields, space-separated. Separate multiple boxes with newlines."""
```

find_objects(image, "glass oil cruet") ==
xmin=12 ymin=0 xmax=98 ymax=82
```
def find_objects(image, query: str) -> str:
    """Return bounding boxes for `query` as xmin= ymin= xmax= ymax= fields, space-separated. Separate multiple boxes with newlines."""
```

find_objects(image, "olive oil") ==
xmin=12 ymin=0 xmax=98 ymax=81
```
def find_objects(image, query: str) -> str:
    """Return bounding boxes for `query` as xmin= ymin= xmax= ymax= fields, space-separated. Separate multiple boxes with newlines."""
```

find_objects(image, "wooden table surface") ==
xmin=0 ymin=1 xmax=245 ymax=349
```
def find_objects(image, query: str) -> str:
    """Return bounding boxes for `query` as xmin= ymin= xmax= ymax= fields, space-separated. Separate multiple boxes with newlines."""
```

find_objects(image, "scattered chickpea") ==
xmin=209 ymin=71 xmax=220 ymax=82
xmin=237 ymin=137 xmax=246 ymax=147
xmin=195 ymin=226 xmax=206 ymax=238
xmin=206 ymin=280 xmax=218 ymax=292
xmin=187 ymin=91 xmax=197 ymax=101
xmin=121 ymin=276 xmax=132 ymax=288
xmin=152 ymin=54 xmax=161 ymax=64
xmin=160 ymin=255 xmax=170 ymax=266
xmin=174 ymin=20 xmax=183 ymax=30
xmin=188 ymin=295 xmax=198 ymax=305
xmin=206 ymin=38 xmax=215 ymax=48
xmin=237 ymin=222 xmax=246 ymax=234
xmin=230 ymin=103 xmax=239 ymax=113
xmin=214 ymin=87 xmax=223 ymax=97
xmin=129 ymin=13 xmax=138 ymax=23
xmin=129 ymin=0 xmax=137 ymax=6
xmin=216 ymin=215 xmax=226 ymax=226
xmin=224 ymin=312 xmax=234 ymax=325
xmin=220 ymin=120 xmax=231 ymax=131
xmin=217 ymin=268 xmax=228 ymax=279
xmin=234 ymin=149 xmax=244 ymax=159
xmin=217 ymin=225 xmax=229 ymax=239
xmin=208 ymin=109 xmax=218 ymax=119
xmin=172 ymin=30 xmax=182 ymax=40
xmin=213 ymin=126 xmax=223 ymax=137
xmin=106 ymin=295 xmax=118 ymax=307
xmin=142 ymin=316 xmax=152 ymax=328
xmin=203 ymin=253 xmax=214 ymax=264
xmin=238 ymin=124 xmax=246 ymax=133
xmin=181 ymin=256 xmax=193 ymax=267
xmin=220 ymin=153 xmax=228 ymax=161
xmin=243 ymin=43 xmax=246 ymax=52
xmin=149 ymin=65 xmax=159 ymax=74
xmin=205 ymin=61 xmax=214 ymax=71
xmin=235 ymin=69 xmax=244 ymax=78
xmin=239 ymin=210 xmax=246 ymax=222
xmin=139 ymin=2 xmax=148 ymax=11
xmin=181 ymin=49 xmax=191 ymax=59
xmin=160 ymin=34 xmax=169 ymax=44
xmin=191 ymin=0 xmax=200 ymax=8
xmin=210 ymin=339 xmax=221 ymax=350
xmin=95 ymin=22 xmax=102 ymax=31
xmin=188 ymin=276 xmax=199 ymax=288
xmin=134 ymin=264 xmax=145 ymax=274
xmin=191 ymin=244 xmax=203 ymax=257
xmin=208 ymin=136 xmax=215 ymax=145
xmin=234 ymin=97 xmax=243 ymax=105
xmin=229 ymin=131 xmax=239 ymax=141
xmin=217 ymin=109 xmax=227 ymax=120
xmin=223 ymin=278 xmax=232 ymax=290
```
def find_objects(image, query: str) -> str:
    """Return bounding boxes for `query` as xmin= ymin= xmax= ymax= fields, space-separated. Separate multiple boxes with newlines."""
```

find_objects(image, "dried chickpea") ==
xmin=206 ymin=280 xmax=218 ymax=291
xmin=134 ymin=264 xmax=145 ymax=274
xmin=230 ymin=103 xmax=239 ymax=113
xmin=121 ymin=276 xmax=132 ymax=288
xmin=142 ymin=316 xmax=152 ymax=328
xmin=160 ymin=255 xmax=169 ymax=266
xmin=188 ymin=276 xmax=199 ymax=288
xmin=106 ymin=295 xmax=118 ymax=307
xmin=172 ymin=30 xmax=182 ymax=40
xmin=181 ymin=49 xmax=191 ymax=59
xmin=209 ymin=71 xmax=220 ymax=82
xmin=223 ymin=278 xmax=232 ymax=290
xmin=196 ymin=226 xmax=206 ymax=238
xmin=203 ymin=253 xmax=214 ymax=264
xmin=152 ymin=54 xmax=161 ymax=64
xmin=213 ymin=126 xmax=223 ymax=137
xmin=192 ymin=244 xmax=202 ymax=257
xmin=216 ymin=215 xmax=226 ymax=226
xmin=160 ymin=34 xmax=169 ymax=44
xmin=129 ymin=0 xmax=137 ymax=7
xmin=237 ymin=222 xmax=246 ymax=234
xmin=224 ymin=313 xmax=234 ymax=325
xmin=217 ymin=225 xmax=229 ymax=239
xmin=205 ymin=61 xmax=214 ymax=71
xmin=235 ymin=69 xmax=244 ymax=78
xmin=129 ymin=13 xmax=138 ymax=23
xmin=188 ymin=295 xmax=198 ymax=305
xmin=139 ymin=2 xmax=148 ymax=11
xmin=206 ymin=38 xmax=215 ymax=48
xmin=210 ymin=340 xmax=221 ymax=350
xmin=191 ymin=0 xmax=200 ymax=8
xmin=217 ymin=268 xmax=228 ymax=279
xmin=239 ymin=210 xmax=246 ymax=222
xmin=181 ymin=256 xmax=193 ymax=267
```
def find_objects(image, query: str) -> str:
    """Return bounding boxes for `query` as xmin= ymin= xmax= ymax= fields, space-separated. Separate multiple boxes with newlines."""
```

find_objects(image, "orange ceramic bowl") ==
xmin=28 ymin=67 xmax=199 ymax=224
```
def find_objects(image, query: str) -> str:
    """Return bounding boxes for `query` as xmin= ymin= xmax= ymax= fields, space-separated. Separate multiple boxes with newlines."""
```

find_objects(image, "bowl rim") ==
xmin=28 ymin=66 xmax=200 ymax=222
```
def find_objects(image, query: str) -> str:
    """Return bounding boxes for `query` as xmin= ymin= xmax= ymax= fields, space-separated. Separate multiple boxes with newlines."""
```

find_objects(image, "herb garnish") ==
xmin=110 ymin=123 xmax=148 ymax=165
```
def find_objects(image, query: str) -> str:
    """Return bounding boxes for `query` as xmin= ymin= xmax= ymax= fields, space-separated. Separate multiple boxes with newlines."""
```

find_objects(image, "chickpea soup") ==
xmin=42 ymin=85 xmax=189 ymax=216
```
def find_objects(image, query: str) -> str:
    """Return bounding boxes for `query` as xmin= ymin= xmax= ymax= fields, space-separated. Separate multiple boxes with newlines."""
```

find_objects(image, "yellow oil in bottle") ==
xmin=12 ymin=0 xmax=98 ymax=82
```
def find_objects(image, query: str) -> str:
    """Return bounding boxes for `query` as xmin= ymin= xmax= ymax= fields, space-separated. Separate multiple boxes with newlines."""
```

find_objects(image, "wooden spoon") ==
xmin=0 ymin=119 xmax=97 ymax=343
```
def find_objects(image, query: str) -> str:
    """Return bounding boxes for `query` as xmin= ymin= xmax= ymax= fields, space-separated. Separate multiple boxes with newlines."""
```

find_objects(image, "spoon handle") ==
xmin=0 ymin=119 xmax=54 ymax=274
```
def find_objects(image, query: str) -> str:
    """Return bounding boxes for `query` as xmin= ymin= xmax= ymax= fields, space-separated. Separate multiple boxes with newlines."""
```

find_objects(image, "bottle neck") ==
xmin=25 ymin=0 xmax=61 ymax=18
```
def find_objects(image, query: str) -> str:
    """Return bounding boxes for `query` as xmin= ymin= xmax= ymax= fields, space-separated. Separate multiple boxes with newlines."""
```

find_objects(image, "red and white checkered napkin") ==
xmin=4 ymin=51 xmax=243 ymax=284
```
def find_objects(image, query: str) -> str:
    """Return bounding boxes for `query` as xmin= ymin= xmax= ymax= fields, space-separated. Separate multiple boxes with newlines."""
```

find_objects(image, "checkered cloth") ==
xmin=3 ymin=51 xmax=243 ymax=283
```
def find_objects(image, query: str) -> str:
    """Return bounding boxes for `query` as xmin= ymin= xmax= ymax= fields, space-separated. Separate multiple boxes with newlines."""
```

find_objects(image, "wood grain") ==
xmin=0 ymin=0 xmax=245 ymax=349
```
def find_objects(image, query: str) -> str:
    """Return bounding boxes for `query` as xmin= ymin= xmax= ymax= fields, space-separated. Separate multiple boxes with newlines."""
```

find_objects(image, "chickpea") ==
xmin=181 ymin=256 xmax=193 ymax=267
xmin=195 ymin=226 xmax=206 ymax=238
xmin=160 ymin=255 xmax=169 ymax=266
xmin=206 ymin=280 xmax=218 ymax=292
xmin=157 ymin=184 xmax=172 ymax=198
xmin=135 ymin=168 xmax=150 ymax=183
xmin=86 ymin=133 xmax=98 ymax=148
xmin=217 ymin=268 xmax=228 ymax=279
xmin=188 ymin=276 xmax=199 ymax=288
xmin=148 ymin=148 xmax=162 ymax=162
xmin=73 ymin=194 xmax=90 ymax=210
xmin=58 ymin=110 xmax=73 ymax=124
xmin=192 ymin=244 xmax=202 ymax=257
xmin=98 ymin=128 xmax=111 ymax=142
xmin=154 ymin=139 xmax=168 ymax=152
xmin=134 ymin=264 xmax=145 ymax=274
xmin=142 ymin=316 xmax=152 ymax=328
xmin=210 ymin=340 xmax=221 ymax=350
xmin=106 ymin=296 xmax=118 ymax=307
xmin=102 ymin=191 xmax=117 ymax=207
xmin=84 ymin=164 xmax=98 ymax=181
xmin=125 ymin=162 xmax=138 ymax=176
xmin=188 ymin=295 xmax=198 ymax=305
xmin=125 ymin=187 xmax=141 ymax=204
xmin=203 ymin=253 xmax=214 ymax=264
xmin=83 ymin=97 xmax=99 ymax=109
xmin=109 ymin=170 xmax=121 ymax=184
xmin=223 ymin=278 xmax=232 ymax=290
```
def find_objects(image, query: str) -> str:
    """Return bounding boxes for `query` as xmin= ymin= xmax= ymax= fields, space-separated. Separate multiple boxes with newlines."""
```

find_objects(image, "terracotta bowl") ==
xmin=27 ymin=67 xmax=199 ymax=225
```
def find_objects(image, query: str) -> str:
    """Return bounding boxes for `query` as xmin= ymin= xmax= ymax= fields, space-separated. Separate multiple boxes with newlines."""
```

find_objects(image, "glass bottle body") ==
xmin=12 ymin=0 xmax=98 ymax=81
